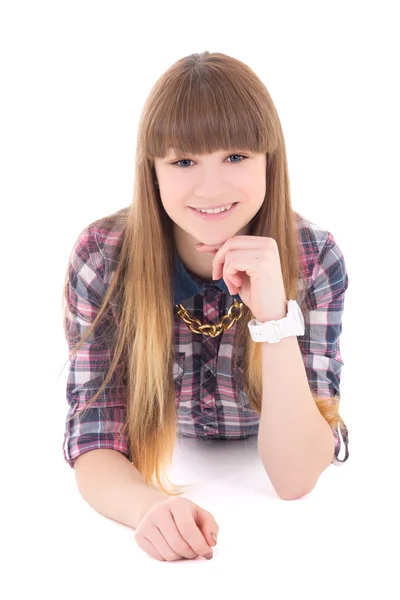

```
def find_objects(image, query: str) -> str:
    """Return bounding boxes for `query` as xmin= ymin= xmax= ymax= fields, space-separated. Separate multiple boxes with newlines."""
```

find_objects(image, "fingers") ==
xmin=134 ymin=497 xmax=218 ymax=562
xmin=227 ymin=275 xmax=242 ymax=295
xmin=140 ymin=511 xmax=200 ymax=562
xmin=231 ymin=274 xmax=242 ymax=287
xmin=199 ymin=508 xmax=220 ymax=547
xmin=137 ymin=534 xmax=166 ymax=561
xmin=148 ymin=526 xmax=197 ymax=561
xmin=137 ymin=528 xmax=197 ymax=562
xmin=156 ymin=511 xmax=202 ymax=560
xmin=172 ymin=505 xmax=214 ymax=558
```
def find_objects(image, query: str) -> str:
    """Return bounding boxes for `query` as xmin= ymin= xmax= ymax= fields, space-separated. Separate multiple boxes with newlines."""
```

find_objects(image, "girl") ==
xmin=61 ymin=51 xmax=349 ymax=561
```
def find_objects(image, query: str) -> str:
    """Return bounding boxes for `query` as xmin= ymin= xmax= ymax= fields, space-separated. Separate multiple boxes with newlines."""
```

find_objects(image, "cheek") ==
xmin=247 ymin=175 xmax=266 ymax=207
xmin=159 ymin=180 xmax=189 ymax=210
xmin=160 ymin=197 xmax=176 ymax=219
xmin=240 ymin=178 xmax=266 ymax=209
xmin=159 ymin=191 xmax=186 ymax=221
xmin=237 ymin=167 xmax=265 ymax=192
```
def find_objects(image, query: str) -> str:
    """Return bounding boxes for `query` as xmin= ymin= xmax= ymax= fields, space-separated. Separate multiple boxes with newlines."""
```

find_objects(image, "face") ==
xmin=154 ymin=148 xmax=266 ymax=237
xmin=153 ymin=148 xmax=267 ymax=278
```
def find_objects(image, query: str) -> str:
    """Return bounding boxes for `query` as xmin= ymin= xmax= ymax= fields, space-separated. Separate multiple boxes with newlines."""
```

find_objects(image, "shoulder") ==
xmin=294 ymin=212 xmax=344 ymax=280
xmin=70 ymin=206 xmax=129 ymax=275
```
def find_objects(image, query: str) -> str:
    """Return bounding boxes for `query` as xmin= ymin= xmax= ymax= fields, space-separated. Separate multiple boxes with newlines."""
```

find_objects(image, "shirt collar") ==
xmin=172 ymin=245 xmax=242 ymax=305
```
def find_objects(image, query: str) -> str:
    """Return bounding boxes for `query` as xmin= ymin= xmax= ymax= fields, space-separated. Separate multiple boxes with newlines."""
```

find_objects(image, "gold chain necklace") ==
xmin=175 ymin=299 xmax=244 ymax=338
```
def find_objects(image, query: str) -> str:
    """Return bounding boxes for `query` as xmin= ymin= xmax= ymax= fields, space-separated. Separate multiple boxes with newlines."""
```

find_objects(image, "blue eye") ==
xmin=173 ymin=159 xmax=193 ymax=168
xmin=172 ymin=154 xmax=248 ymax=168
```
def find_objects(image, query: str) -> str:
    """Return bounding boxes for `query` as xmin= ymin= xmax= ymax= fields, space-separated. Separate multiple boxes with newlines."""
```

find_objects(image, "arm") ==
xmin=64 ymin=231 xmax=167 ymax=527
xmin=75 ymin=449 xmax=169 ymax=529
xmin=257 ymin=336 xmax=335 ymax=501
xmin=258 ymin=231 xmax=349 ymax=500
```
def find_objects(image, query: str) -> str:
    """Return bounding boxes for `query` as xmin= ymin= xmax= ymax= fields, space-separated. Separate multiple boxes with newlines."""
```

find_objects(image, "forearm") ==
xmin=74 ymin=449 xmax=168 ymax=529
xmin=258 ymin=335 xmax=335 ymax=500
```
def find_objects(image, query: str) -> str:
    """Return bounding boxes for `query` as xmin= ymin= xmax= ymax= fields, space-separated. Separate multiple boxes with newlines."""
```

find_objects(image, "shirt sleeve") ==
xmin=62 ymin=228 xmax=130 ymax=468
xmin=299 ymin=231 xmax=349 ymax=466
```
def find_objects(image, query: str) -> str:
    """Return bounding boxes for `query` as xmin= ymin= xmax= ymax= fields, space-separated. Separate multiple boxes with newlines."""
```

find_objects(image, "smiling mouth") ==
xmin=190 ymin=202 xmax=239 ymax=217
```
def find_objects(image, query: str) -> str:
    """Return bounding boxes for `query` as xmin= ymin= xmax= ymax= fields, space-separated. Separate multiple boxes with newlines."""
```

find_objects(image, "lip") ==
xmin=189 ymin=202 xmax=238 ymax=220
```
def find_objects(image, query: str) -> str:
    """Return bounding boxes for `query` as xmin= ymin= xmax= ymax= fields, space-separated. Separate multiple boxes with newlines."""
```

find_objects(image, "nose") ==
xmin=193 ymin=167 xmax=230 ymax=198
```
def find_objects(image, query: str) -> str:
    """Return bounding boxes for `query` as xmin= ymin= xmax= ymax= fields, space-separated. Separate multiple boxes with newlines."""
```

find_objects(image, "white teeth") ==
xmin=196 ymin=203 xmax=233 ymax=214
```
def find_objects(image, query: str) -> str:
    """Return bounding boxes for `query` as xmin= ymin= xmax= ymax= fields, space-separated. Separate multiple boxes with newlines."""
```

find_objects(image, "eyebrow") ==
xmin=166 ymin=149 xmax=250 ymax=158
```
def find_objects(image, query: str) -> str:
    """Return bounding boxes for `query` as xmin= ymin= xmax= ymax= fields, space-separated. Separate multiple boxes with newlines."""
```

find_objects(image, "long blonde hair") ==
xmin=60 ymin=51 xmax=345 ymax=495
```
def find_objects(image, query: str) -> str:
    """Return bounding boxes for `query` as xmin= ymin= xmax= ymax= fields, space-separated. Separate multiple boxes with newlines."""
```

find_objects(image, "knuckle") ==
xmin=171 ymin=537 xmax=190 ymax=556
xmin=179 ymin=523 xmax=194 ymax=539
xmin=179 ymin=535 xmax=203 ymax=556
xmin=167 ymin=553 xmax=177 ymax=562
xmin=194 ymin=542 xmax=210 ymax=556
xmin=177 ymin=542 xmax=192 ymax=556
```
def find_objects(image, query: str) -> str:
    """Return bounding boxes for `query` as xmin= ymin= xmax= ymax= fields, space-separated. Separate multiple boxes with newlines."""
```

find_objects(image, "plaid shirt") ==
xmin=63 ymin=213 xmax=349 ymax=468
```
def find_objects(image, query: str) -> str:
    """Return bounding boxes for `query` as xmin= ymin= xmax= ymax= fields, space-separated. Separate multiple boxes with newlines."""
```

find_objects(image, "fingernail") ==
xmin=211 ymin=533 xmax=217 ymax=544
xmin=204 ymin=552 xmax=213 ymax=560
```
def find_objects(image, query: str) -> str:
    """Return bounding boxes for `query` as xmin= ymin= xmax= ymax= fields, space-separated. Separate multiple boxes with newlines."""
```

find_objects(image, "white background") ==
xmin=1 ymin=1 xmax=399 ymax=598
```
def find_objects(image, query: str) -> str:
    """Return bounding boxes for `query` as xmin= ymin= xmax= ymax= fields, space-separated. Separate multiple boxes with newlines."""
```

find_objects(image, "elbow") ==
xmin=272 ymin=476 xmax=318 ymax=501
xmin=276 ymin=485 xmax=314 ymax=501
xmin=259 ymin=451 xmax=323 ymax=500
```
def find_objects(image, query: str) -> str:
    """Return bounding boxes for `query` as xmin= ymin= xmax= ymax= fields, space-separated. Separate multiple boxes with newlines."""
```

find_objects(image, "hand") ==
xmin=134 ymin=496 xmax=219 ymax=562
xmin=196 ymin=235 xmax=288 ymax=321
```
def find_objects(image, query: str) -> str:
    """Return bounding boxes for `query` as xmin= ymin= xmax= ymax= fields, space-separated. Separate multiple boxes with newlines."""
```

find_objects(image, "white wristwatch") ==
xmin=247 ymin=299 xmax=305 ymax=343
